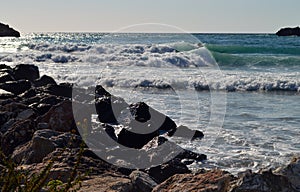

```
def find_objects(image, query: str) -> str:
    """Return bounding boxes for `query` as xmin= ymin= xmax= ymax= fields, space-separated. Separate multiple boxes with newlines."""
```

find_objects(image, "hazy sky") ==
xmin=1 ymin=0 xmax=299 ymax=33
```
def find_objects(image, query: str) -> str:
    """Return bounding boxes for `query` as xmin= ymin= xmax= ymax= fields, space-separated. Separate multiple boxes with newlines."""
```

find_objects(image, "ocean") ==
xmin=0 ymin=32 xmax=299 ymax=174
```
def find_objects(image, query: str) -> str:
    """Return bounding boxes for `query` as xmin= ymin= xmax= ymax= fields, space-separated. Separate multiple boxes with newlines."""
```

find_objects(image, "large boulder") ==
xmin=275 ymin=156 xmax=300 ymax=191
xmin=146 ymin=158 xmax=191 ymax=183
xmin=0 ymin=80 xmax=32 ymax=95
xmin=117 ymin=102 xmax=177 ymax=149
xmin=276 ymin=27 xmax=300 ymax=36
xmin=36 ymin=100 xmax=77 ymax=133
xmin=74 ymin=174 xmax=133 ymax=192
xmin=0 ymin=22 xmax=20 ymax=37
xmin=153 ymin=169 xmax=233 ymax=192
xmin=129 ymin=170 xmax=158 ymax=192
xmin=12 ymin=129 xmax=82 ymax=164
xmin=33 ymin=75 xmax=57 ymax=87
xmin=95 ymin=85 xmax=128 ymax=123
xmin=230 ymin=169 xmax=297 ymax=192
xmin=13 ymin=64 xmax=40 ymax=81
xmin=44 ymin=83 xmax=73 ymax=98
xmin=0 ymin=119 xmax=35 ymax=155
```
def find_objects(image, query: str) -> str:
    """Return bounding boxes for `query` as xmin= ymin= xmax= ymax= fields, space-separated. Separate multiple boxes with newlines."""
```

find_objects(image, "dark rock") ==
xmin=44 ymin=83 xmax=72 ymax=98
xmin=0 ymin=111 xmax=13 ymax=128
xmin=0 ymin=71 xmax=14 ymax=83
xmin=1 ymin=119 xmax=35 ymax=155
xmin=175 ymin=149 xmax=207 ymax=162
xmin=0 ymin=64 xmax=13 ymax=70
xmin=33 ymin=75 xmax=57 ymax=87
xmin=153 ymin=169 xmax=233 ymax=192
xmin=13 ymin=64 xmax=40 ymax=81
xmin=117 ymin=102 xmax=176 ymax=149
xmin=95 ymin=93 xmax=128 ymax=124
xmin=168 ymin=125 xmax=204 ymax=140
xmin=147 ymin=158 xmax=191 ymax=183
xmin=274 ymin=156 xmax=300 ymax=191
xmin=230 ymin=169 xmax=297 ymax=192
xmin=0 ymin=89 xmax=15 ymax=99
xmin=36 ymin=100 xmax=77 ymax=133
xmin=129 ymin=102 xmax=177 ymax=133
xmin=0 ymin=80 xmax=32 ymax=95
xmin=95 ymin=84 xmax=111 ymax=97
xmin=102 ymin=123 xmax=118 ymax=141
xmin=12 ymin=129 xmax=82 ymax=164
xmin=39 ymin=95 xmax=63 ymax=105
xmin=2 ymin=102 xmax=28 ymax=115
xmin=19 ymin=88 xmax=37 ymax=99
xmin=118 ymin=128 xmax=159 ymax=149
xmin=16 ymin=109 xmax=36 ymax=120
xmin=276 ymin=27 xmax=300 ymax=36
xmin=0 ymin=22 xmax=20 ymax=37
xmin=141 ymin=136 xmax=168 ymax=150
xmin=130 ymin=170 xmax=158 ymax=192
xmin=35 ymin=103 xmax=52 ymax=115
xmin=130 ymin=102 xmax=151 ymax=122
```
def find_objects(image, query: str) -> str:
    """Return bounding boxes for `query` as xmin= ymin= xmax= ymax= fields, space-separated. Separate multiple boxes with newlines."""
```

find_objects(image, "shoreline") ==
xmin=0 ymin=63 xmax=299 ymax=191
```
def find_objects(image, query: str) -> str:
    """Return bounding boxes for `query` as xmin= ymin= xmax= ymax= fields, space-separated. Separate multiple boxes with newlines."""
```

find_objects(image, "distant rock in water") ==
xmin=276 ymin=26 xmax=300 ymax=36
xmin=0 ymin=22 xmax=20 ymax=37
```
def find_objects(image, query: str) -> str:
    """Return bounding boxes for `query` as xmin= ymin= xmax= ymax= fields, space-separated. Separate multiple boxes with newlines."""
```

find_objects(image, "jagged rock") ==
xmin=117 ymin=128 xmax=159 ymax=149
xmin=13 ymin=64 xmax=40 ymax=81
xmin=95 ymin=93 xmax=128 ymax=123
xmin=176 ymin=149 xmax=207 ymax=162
xmin=16 ymin=109 xmax=35 ymax=120
xmin=147 ymin=158 xmax=191 ymax=183
xmin=129 ymin=102 xmax=177 ymax=133
xmin=276 ymin=27 xmax=300 ymax=36
xmin=230 ymin=169 xmax=297 ymax=192
xmin=0 ymin=80 xmax=32 ymax=95
xmin=0 ymin=22 xmax=20 ymax=37
xmin=0 ymin=119 xmax=35 ymax=155
xmin=33 ymin=75 xmax=57 ymax=87
xmin=44 ymin=83 xmax=73 ymax=98
xmin=36 ymin=100 xmax=77 ymax=133
xmin=129 ymin=170 xmax=158 ymax=192
xmin=19 ymin=88 xmax=38 ymax=99
xmin=0 ymin=89 xmax=14 ymax=99
xmin=0 ymin=71 xmax=14 ymax=83
xmin=141 ymin=136 xmax=168 ymax=150
xmin=24 ymin=148 xmax=121 ymax=183
xmin=0 ymin=111 xmax=12 ymax=127
xmin=153 ymin=169 xmax=233 ymax=192
xmin=0 ymin=64 xmax=13 ymax=70
xmin=117 ymin=102 xmax=177 ymax=149
xmin=12 ymin=129 xmax=82 ymax=164
xmin=275 ymin=156 xmax=300 ymax=191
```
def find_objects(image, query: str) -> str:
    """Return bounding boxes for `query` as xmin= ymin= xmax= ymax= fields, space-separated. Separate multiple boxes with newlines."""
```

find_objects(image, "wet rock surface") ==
xmin=0 ymin=63 xmax=299 ymax=192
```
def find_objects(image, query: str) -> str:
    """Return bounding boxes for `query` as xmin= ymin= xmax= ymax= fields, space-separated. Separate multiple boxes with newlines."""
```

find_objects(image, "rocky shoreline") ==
xmin=0 ymin=64 xmax=299 ymax=191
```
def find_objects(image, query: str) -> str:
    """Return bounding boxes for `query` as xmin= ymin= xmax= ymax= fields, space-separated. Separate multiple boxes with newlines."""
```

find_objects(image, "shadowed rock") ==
xmin=276 ymin=27 xmax=300 ymax=36
xmin=0 ymin=22 xmax=20 ymax=37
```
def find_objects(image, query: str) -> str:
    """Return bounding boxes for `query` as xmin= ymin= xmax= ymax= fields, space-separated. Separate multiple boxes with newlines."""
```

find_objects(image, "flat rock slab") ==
xmin=76 ymin=174 xmax=133 ymax=192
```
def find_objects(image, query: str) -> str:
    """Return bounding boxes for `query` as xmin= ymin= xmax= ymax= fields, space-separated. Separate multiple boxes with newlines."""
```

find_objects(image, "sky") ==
xmin=1 ymin=0 xmax=299 ymax=33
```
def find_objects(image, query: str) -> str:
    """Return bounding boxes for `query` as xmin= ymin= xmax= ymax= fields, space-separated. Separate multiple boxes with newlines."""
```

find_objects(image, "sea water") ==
xmin=0 ymin=33 xmax=299 ymax=174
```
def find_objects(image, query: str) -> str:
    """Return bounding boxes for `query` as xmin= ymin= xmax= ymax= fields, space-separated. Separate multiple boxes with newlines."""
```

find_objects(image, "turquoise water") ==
xmin=0 ymin=33 xmax=299 ymax=173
